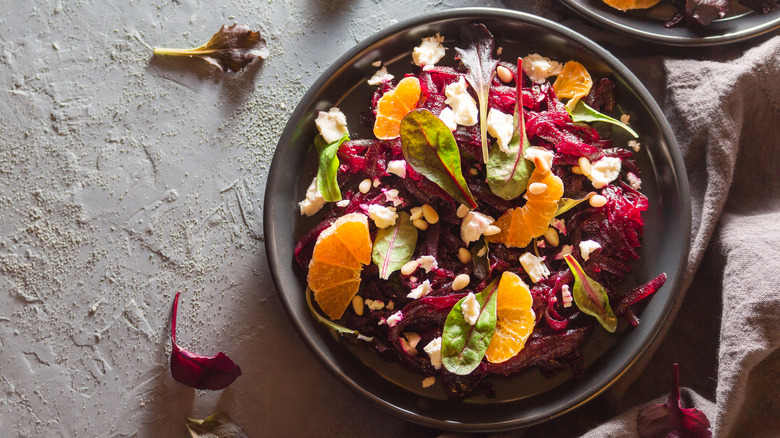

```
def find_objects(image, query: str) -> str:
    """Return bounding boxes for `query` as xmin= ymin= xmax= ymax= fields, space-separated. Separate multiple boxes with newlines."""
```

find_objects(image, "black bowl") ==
xmin=265 ymin=7 xmax=691 ymax=432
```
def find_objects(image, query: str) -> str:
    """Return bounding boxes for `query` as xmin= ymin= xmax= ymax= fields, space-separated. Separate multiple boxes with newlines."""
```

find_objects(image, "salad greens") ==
xmin=315 ymin=133 xmax=349 ymax=202
xmin=564 ymin=254 xmax=618 ymax=333
xmin=372 ymin=212 xmax=418 ymax=280
xmin=569 ymin=100 xmax=638 ymax=139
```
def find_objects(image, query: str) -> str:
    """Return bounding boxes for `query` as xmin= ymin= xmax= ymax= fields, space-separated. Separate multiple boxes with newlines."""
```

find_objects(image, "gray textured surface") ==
xmin=1 ymin=0 xmax=778 ymax=436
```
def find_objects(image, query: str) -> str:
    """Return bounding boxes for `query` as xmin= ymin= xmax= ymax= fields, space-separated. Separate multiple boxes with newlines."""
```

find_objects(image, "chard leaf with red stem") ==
xmin=170 ymin=292 xmax=242 ymax=390
xmin=454 ymin=23 xmax=499 ymax=165
xmin=372 ymin=212 xmax=418 ymax=280
xmin=316 ymin=133 xmax=349 ymax=202
xmin=637 ymin=363 xmax=712 ymax=438
xmin=153 ymin=24 xmax=268 ymax=72
xmin=563 ymin=254 xmax=617 ymax=332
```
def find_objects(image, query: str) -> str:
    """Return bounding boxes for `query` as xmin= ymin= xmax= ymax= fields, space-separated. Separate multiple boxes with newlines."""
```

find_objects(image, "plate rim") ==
xmin=264 ymin=7 xmax=692 ymax=431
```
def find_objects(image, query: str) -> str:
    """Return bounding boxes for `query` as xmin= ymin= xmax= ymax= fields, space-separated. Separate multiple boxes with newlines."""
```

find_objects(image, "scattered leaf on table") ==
xmin=316 ymin=133 xmax=349 ymax=202
xmin=170 ymin=292 xmax=242 ymax=390
xmin=153 ymin=24 xmax=268 ymax=72
xmin=454 ymin=23 xmax=499 ymax=164
xmin=400 ymin=108 xmax=478 ymax=209
xmin=568 ymin=100 xmax=638 ymax=138
xmin=372 ymin=212 xmax=418 ymax=280
xmin=637 ymin=363 xmax=712 ymax=438
xmin=186 ymin=411 xmax=249 ymax=438
xmin=563 ymin=254 xmax=617 ymax=332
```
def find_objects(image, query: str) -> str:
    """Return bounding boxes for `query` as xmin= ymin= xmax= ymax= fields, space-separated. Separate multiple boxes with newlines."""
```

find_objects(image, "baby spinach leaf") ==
xmin=441 ymin=276 xmax=500 ymax=375
xmin=563 ymin=254 xmax=617 ymax=332
xmin=186 ymin=411 xmax=249 ymax=438
xmin=315 ymin=133 xmax=349 ymax=202
xmin=401 ymin=109 xmax=478 ymax=209
xmin=487 ymin=58 xmax=533 ymax=200
xmin=153 ymin=24 xmax=269 ymax=72
xmin=372 ymin=212 xmax=418 ymax=280
xmin=306 ymin=288 xmax=374 ymax=342
xmin=455 ymin=23 xmax=499 ymax=164
xmin=469 ymin=238 xmax=491 ymax=281
xmin=556 ymin=192 xmax=596 ymax=216
xmin=569 ymin=101 xmax=639 ymax=139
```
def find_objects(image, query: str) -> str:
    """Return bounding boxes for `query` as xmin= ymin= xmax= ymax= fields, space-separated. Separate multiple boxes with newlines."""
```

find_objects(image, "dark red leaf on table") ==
xmin=170 ymin=292 xmax=242 ymax=390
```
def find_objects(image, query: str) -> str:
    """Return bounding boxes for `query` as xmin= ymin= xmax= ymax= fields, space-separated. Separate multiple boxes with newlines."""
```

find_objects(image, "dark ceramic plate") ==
xmin=562 ymin=0 xmax=780 ymax=45
xmin=265 ymin=7 xmax=691 ymax=432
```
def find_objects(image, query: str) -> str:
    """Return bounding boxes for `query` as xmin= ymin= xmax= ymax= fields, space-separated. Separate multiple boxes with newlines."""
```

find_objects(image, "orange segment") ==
xmin=489 ymin=157 xmax=564 ymax=248
xmin=602 ymin=0 xmax=661 ymax=11
xmin=373 ymin=77 xmax=421 ymax=140
xmin=486 ymin=272 xmax=536 ymax=363
xmin=307 ymin=213 xmax=372 ymax=320
xmin=553 ymin=61 xmax=593 ymax=111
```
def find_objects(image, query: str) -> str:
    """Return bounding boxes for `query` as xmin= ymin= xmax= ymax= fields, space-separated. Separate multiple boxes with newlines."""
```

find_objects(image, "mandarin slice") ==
xmin=553 ymin=61 xmax=593 ymax=111
xmin=485 ymin=272 xmax=536 ymax=363
xmin=312 ymin=279 xmax=362 ymax=322
xmin=602 ymin=0 xmax=661 ymax=11
xmin=489 ymin=157 xmax=564 ymax=248
xmin=373 ymin=76 xmax=421 ymax=140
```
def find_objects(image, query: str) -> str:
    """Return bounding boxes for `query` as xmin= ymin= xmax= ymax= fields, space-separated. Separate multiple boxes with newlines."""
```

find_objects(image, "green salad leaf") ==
xmin=563 ymin=254 xmax=617 ymax=332
xmin=441 ymin=276 xmax=499 ymax=375
xmin=186 ymin=411 xmax=248 ymax=438
xmin=556 ymin=192 xmax=596 ymax=216
xmin=306 ymin=287 xmax=374 ymax=342
xmin=469 ymin=237 xmax=491 ymax=281
xmin=372 ymin=212 xmax=418 ymax=280
xmin=400 ymin=109 xmax=478 ymax=209
xmin=454 ymin=23 xmax=499 ymax=164
xmin=568 ymin=101 xmax=638 ymax=139
xmin=487 ymin=58 xmax=533 ymax=200
xmin=315 ymin=133 xmax=349 ymax=202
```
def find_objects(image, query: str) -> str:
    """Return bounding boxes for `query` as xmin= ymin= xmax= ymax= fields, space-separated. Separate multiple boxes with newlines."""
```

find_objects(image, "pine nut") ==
xmin=359 ymin=179 xmax=372 ymax=193
xmin=543 ymin=227 xmax=560 ymax=247
xmin=536 ymin=156 xmax=550 ymax=173
xmin=421 ymin=204 xmax=439 ymax=224
xmin=483 ymin=225 xmax=502 ymax=236
xmin=589 ymin=194 xmax=607 ymax=208
xmin=410 ymin=206 xmax=423 ymax=220
xmin=572 ymin=165 xmax=583 ymax=175
xmin=452 ymin=274 xmax=470 ymax=291
xmin=457 ymin=247 xmax=472 ymax=264
xmin=413 ymin=218 xmax=429 ymax=230
xmin=496 ymin=65 xmax=513 ymax=83
xmin=528 ymin=182 xmax=548 ymax=195
xmin=578 ymin=157 xmax=592 ymax=176
xmin=456 ymin=204 xmax=470 ymax=218
xmin=352 ymin=295 xmax=364 ymax=316
xmin=401 ymin=260 xmax=419 ymax=276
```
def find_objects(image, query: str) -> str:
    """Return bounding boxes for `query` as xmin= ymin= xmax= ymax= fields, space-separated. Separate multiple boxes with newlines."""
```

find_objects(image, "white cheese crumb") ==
xmin=519 ymin=252 xmax=550 ymax=283
xmin=589 ymin=156 xmax=622 ymax=189
xmin=628 ymin=140 xmax=641 ymax=152
xmin=367 ymin=204 xmax=398 ymax=229
xmin=550 ymin=218 xmax=567 ymax=235
xmin=522 ymin=54 xmax=563 ymax=83
xmin=386 ymin=311 xmax=403 ymax=328
xmin=444 ymin=77 xmax=478 ymax=126
xmin=399 ymin=336 xmax=418 ymax=355
xmin=298 ymin=177 xmax=326 ymax=216
xmin=386 ymin=160 xmax=407 ymax=178
xmin=383 ymin=188 xmax=403 ymax=207
xmin=579 ymin=239 xmax=602 ymax=261
xmin=373 ymin=178 xmax=381 ymax=188
xmin=562 ymin=284 xmax=573 ymax=308
xmin=461 ymin=292 xmax=481 ymax=325
xmin=364 ymin=299 xmax=385 ymax=311
xmin=315 ymin=107 xmax=349 ymax=144
xmin=438 ymin=107 xmax=457 ymax=131
xmin=486 ymin=108 xmax=514 ymax=153
xmin=407 ymin=280 xmax=432 ymax=299
xmin=555 ymin=244 xmax=574 ymax=260
xmin=460 ymin=211 xmax=495 ymax=244
xmin=416 ymin=255 xmax=438 ymax=273
xmin=424 ymin=337 xmax=443 ymax=370
xmin=627 ymin=172 xmax=642 ymax=190
xmin=524 ymin=146 xmax=555 ymax=169
xmin=422 ymin=376 xmax=436 ymax=388
xmin=335 ymin=199 xmax=349 ymax=208
xmin=412 ymin=33 xmax=446 ymax=71
xmin=404 ymin=332 xmax=421 ymax=348
xmin=367 ymin=66 xmax=394 ymax=86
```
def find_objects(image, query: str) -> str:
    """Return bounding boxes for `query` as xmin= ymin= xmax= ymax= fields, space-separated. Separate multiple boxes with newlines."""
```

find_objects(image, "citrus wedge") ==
xmin=485 ymin=272 xmax=536 ymax=363
xmin=373 ymin=76 xmax=421 ymax=140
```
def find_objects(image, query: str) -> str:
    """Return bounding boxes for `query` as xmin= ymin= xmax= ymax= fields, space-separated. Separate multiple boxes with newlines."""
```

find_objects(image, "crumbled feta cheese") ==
xmin=335 ymin=199 xmax=350 ymax=208
xmin=627 ymin=172 xmax=642 ymax=190
xmin=522 ymin=54 xmax=563 ymax=83
xmin=407 ymin=280 xmax=432 ymax=299
xmin=460 ymin=211 xmax=495 ymax=244
xmin=298 ymin=177 xmax=326 ymax=216
xmin=550 ymin=218 xmax=567 ymax=235
xmin=462 ymin=292 xmax=481 ymax=325
xmin=519 ymin=252 xmax=550 ymax=283
xmin=409 ymin=206 xmax=423 ymax=220
xmin=524 ymin=146 xmax=555 ymax=168
xmin=579 ymin=239 xmax=602 ymax=261
xmin=399 ymin=336 xmax=418 ymax=355
xmin=383 ymin=188 xmax=403 ymax=207
xmin=364 ymin=299 xmax=385 ymax=311
xmin=422 ymin=376 xmax=436 ymax=388
xmin=367 ymin=204 xmax=398 ymax=229
xmin=438 ymin=107 xmax=457 ymax=131
xmin=386 ymin=311 xmax=403 ymax=327
xmin=367 ymin=66 xmax=394 ymax=86
xmin=589 ymin=157 xmax=622 ymax=189
xmin=561 ymin=284 xmax=573 ymax=308
xmin=404 ymin=332 xmax=421 ymax=348
xmin=555 ymin=245 xmax=574 ymax=260
xmin=412 ymin=33 xmax=446 ymax=71
xmin=444 ymin=77 xmax=478 ymax=126
xmin=486 ymin=108 xmax=514 ymax=153
xmin=315 ymin=107 xmax=348 ymax=144
xmin=416 ymin=255 xmax=438 ymax=273
xmin=628 ymin=140 xmax=641 ymax=152
xmin=386 ymin=160 xmax=407 ymax=178
xmin=373 ymin=178 xmax=381 ymax=188
xmin=424 ymin=337 xmax=443 ymax=370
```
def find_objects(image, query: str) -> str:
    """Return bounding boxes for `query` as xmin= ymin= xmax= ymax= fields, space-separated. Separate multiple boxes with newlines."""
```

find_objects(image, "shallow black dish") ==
xmin=265 ymin=7 xmax=691 ymax=432
xmin=561 ymin=0 xmax=780 ymax=45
